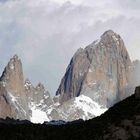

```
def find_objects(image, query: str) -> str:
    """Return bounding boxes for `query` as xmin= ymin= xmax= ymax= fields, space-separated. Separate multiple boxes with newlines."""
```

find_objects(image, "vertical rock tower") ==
xmin=56 ymin=30 xmax=132 ymax=107
xmin=0 ymin=55 xmax=24 ymax=96
xmin=0 ymin=55 xmax=29 ymax=119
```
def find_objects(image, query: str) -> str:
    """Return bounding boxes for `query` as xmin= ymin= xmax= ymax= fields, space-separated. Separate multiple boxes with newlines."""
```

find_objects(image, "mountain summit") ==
xmin=0 ymin=54 xmax=24 ymax=96
xmin=0 ymin=54 xmax=29 ymax=119
xmin=56 ymin=30 xmax=132 ymax=107
xmin=0 ymin=55 xmax=53 ymax=122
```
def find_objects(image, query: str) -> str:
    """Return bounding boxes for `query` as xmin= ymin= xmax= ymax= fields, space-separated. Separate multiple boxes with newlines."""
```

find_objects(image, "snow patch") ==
xmin=25 ymin=81 xmax=32 ymax=87
xmin=10 ymin=63 xmax=14 ymax=70
xmin=46 ymin=108 xmax=53 ymax=115
xmin=8 ymin=92 xmax=18 ymax=102
xmin=7 ymin=92 xmax=27 ymax=116
xmin=54 ymin=102 xmax=60 ymax=106
xmin=44 ymin=95 xmax=49 ymax=99
xmin=88 ymin=68 xmax=92 ymax=72
xmin=74 ymin=95 xmax=107 ymax=118
xmin=88 ymin=82 xmax=96 ymax=86
xmin=2 ymin=82 xmax=6 ymax=87
xmin=112 ymin=35 xmax=119 ymax=41
xmin=30 ymin=106 xmax=49 ymax=124
xmin=29 ymin=101 xmax=50 ymax=124
xmin=93 ymin=39 xmax=100 ymax=45
xmin=112 ymin=35 xmax=119 ymax=45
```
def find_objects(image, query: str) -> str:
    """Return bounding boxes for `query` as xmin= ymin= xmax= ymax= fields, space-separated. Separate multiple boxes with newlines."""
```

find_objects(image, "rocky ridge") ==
xmin=0 ymin=30 xmax=139 ymax=123
xmin=0 ymin=55 xmax=53 ymax=122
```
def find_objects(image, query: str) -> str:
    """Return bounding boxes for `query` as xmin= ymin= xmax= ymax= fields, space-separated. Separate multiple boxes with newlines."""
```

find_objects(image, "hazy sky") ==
xmin=0 ymin=0 xmax=140 ymax=96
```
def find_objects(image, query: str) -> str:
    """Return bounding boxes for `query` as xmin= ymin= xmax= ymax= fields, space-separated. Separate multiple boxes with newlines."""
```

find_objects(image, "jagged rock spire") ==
xmin=0 ymin=55 xmax=29 ymax=120
xmin=0 ymin=54 xmax=24 ymax=96
xmin=36 ymin=82 xmax=45 ymax=90
xmin=0 ymin=54 xmax=53 ymax=121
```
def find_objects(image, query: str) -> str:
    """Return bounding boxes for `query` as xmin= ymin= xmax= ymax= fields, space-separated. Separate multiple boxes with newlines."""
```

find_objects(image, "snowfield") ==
xmin=29 ymin=95 xmax=108 ymax=123
xmin=74 ymin=95 xmax=108 ymax=117
xmin=30 ymin=105 xmax=49 ymax=124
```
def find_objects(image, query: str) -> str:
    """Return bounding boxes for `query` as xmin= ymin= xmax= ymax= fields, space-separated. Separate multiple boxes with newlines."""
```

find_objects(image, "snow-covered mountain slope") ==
xmin=74 ymin=95 xmax=107 ymax=117
xmin=28 ymin=94 xmax=107 ymax=123
xmin=24 ymin=79 xmax=55 ymax=123
xmin=54 ymin=95 xmax=107 ymax=122
xmin=30 ymin=102 xmax=50 ymax=124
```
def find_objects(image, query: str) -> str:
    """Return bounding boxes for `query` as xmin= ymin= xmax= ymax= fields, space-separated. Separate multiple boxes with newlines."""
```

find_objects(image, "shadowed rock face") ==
xmin=135 ymin=86 xmax=140 ymax=99
xmin=56 ymin=30 xmax=132 ymax=107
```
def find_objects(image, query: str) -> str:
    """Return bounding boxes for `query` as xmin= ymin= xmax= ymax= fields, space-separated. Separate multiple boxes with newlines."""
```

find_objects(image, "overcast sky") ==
xmin=0 ymin=0 xmax=140 ymax=96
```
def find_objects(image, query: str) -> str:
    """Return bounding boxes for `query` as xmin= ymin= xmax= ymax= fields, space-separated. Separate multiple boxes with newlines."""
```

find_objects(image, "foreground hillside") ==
xmin=0 ymin=86 xmax=140 ymax=140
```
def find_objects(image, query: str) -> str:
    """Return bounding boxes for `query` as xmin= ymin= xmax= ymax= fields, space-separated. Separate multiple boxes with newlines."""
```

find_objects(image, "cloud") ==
xmin=117 ymin=0 xmax=140 ymax=10
xmin=0 ymin=0 xmax=140 ymax=96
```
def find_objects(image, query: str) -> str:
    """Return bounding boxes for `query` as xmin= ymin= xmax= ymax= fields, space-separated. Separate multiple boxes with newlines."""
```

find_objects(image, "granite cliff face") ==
xmin=0 ymin=55 xmax=24 ymax=96
xmin=56 ymin=30 xmax=132 ymax=107
xmin=0 ymin=55 xmax=53 ymax=122
xmin=0 ymin=55 xmax=29 ymax=120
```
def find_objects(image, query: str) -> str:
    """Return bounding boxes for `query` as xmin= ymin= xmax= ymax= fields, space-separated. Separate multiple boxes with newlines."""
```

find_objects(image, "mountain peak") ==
xmin=10 ymin=54 xmax=20 ymax=62
xmin=25 ymin=78 xmax=31 ymax=84
xmin=101 ymin=29 xmax=121 ymax=41
xmin=8 ymin=55 xmax=21 ymax=70
xmin=0 ymin=54 xmax=24 ymax=96
xmin=101 ymin=30 xmax=118 ymax=37
xmin=24 ymin=79 xmax=33 ymax=90
xmin=103 ymin=29 xmax=115 ymax=35
xmin=13 ymin=54 xmax=19 ymax=59
xmin=36 ymin=83 xmax=45 ymax=91
xmin=56 ymin=30 xmax=131 ymax=106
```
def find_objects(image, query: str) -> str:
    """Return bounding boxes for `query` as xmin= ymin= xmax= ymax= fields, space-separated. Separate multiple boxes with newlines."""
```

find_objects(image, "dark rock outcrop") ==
xmin=135 ymin=86 xmax=140 ymax=99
